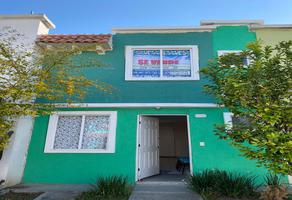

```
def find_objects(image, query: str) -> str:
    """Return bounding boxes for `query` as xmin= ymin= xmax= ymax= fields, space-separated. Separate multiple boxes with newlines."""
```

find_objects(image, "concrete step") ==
xmin=129 ymin=182 xmax=202 ymax=200
xmin=134 ymin=183 xmax=190 ymax=193
xmin=129 ymin=192 xmax=201 ymax=200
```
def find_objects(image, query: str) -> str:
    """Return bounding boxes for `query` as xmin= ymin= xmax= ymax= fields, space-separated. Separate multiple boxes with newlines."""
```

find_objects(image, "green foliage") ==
xmin=188 ymin=170 xmax=221 ymax=200
xmin=0 ymin=27 xmax=112 ymax=151
xmin=188 ymin=170 xmax=260 ymax=200
xmin=215 ymin=171 xmax=259 ymax=199
xmin=202 ymin=41 xmax=292 ymax=174
xmin=76 ymin=176 xmax=132 ymax=200
xmin=264 ymin=173 xmax=286 ymax=188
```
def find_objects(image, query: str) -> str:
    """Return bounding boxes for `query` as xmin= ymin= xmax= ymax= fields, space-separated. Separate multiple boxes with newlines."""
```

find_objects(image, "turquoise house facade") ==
xmin=23 ymin=21 xmax=280 ymax=184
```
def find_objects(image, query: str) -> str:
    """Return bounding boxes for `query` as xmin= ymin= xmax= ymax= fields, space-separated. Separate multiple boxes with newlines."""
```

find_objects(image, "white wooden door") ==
xmin=138 ymin=116 xmax=160 ymax=180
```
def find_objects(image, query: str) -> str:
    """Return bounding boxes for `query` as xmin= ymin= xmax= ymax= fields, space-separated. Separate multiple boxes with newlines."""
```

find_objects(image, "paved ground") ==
xmin=2 ymin=175 xmax=202 ymax=200
xmin=5 ymin=184 xmax=90 ymax=200
xmin=129 ymin=181 xmax=202 ymax=200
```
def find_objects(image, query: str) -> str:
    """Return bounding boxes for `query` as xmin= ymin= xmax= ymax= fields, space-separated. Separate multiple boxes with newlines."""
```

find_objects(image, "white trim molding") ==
xmin=186 ymin=115 xmax=193 ymax=175
xmin=125 ymin=45 xmax=200 ymax=81
xmin=112 ymin=23 xmax=292 ymax=34
xmin=53 ymin=103 xmax=220 ymax=108
xmin=250 ymin=24 xmax=292 ymax=30
xmin=218 ymin=50 xmax=243 ymax=57
xmin=201 ymin=20 xmax=264 ymax=26
xmin=44 ymin=111 xmax=117 ymax=153
xmin=112 ymin=26 xmax=214 ymax=33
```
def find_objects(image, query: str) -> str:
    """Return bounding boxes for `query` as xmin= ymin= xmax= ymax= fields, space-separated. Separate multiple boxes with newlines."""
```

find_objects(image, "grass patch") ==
xmin=0 ymin=192 xmax=42 ymax=200
xmin=188 ymin=170 xmax=260 ymax=200
xmin=76 ymin=175 xmax=132 ymax=200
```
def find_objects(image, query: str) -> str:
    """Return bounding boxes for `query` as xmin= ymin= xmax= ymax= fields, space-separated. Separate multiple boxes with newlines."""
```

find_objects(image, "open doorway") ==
xmin=136 ymin=115 xmax=191 ymax=182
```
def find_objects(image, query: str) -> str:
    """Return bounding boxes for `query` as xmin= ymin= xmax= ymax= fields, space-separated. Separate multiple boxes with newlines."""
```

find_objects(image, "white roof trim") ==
xmin=0 ymin=14 xmax=55 ymax=29
xmin=112 ymin=26 xmax=215 ymax=33
xmin=250 ymin=24 xmax=292 ymax=29
xmin=201 ymin=20 xmax=264 ymax=26
xmin=113 ymin=21 xmax=292 ymax=33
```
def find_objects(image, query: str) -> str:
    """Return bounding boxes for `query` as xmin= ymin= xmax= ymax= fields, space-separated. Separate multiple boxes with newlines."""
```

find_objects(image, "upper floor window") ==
xmin=44 ymin=111 xmax=117 ymax=153
xmin=223 ymin=112 xmax=234 ymax=130
xmin=125 ymin=45 xmax=199 ymax=80
xmin=218 ymin=50 xmax=250 ymax=66
xmin=223 ymin=112 xmax=251 ymax=131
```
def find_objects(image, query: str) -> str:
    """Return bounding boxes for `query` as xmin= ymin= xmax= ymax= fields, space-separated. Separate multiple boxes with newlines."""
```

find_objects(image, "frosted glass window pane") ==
xmin=81 ymin=116 xmax=110 ymax=149
xmin=162 ymin=50 xmax=191 ymax=77
xmin=53 ymin=116 xmax=82 ymax=149
xmin=132 ymin=50 xmax=160 ymax=77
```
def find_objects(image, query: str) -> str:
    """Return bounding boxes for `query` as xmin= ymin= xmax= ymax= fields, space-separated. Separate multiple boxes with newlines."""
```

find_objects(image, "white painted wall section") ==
xmin=0 ymin=117 xmax=35 ymax=186
xmin=0 ymin=14 xmax=54 ymax=188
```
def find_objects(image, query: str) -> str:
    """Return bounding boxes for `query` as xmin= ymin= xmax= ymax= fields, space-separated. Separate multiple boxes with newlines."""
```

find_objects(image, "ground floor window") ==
xmin=44 ymin=111 xmax=117 ymax=153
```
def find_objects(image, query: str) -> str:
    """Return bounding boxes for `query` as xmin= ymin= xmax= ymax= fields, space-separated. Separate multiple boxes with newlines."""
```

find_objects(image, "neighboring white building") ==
xmin=0 ymin=14 xmax=55 ymax=187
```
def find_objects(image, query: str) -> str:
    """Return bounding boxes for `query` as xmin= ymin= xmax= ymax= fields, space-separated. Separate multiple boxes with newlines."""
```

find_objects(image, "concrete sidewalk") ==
xmin=5 ymin=184 xmax=90 ymax=200
xmin=3 ymin=181 xmax=202 ymax=200
xmin=129 ymin=181 xmax=202 ymax=200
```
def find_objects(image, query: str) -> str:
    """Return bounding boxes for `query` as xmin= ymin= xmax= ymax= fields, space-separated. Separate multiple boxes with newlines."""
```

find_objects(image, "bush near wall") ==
xmin=189 ymin=170 xmax=260 ymax=200
xmin=188 ymin=170 xmax=290 ymax=200
xmin=76 ymin=176 xmax=132 ymax=200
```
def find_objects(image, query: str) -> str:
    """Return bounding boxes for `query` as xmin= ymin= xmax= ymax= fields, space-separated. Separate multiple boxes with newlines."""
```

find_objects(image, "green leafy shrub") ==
xmin=188 ymin=169 xmax=260 ymax=200
xmin=76 ymin=176 xmax=132 ymax=200
xmin=264 ymin=173 xmax=285 ymax=187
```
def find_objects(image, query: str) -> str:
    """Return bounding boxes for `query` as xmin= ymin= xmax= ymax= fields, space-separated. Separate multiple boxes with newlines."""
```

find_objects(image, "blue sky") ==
xmin=1 ymin=0 xmax=292 ymax=34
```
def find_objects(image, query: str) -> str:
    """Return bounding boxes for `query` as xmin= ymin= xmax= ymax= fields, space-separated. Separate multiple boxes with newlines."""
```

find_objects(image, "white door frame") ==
xmin=135 ymin=114 xmax=193 ymax=181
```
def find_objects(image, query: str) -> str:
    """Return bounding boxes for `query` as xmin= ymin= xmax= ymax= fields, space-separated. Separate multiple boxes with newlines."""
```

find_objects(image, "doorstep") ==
xmin=129 ymin=181 xmax=202 ymax=200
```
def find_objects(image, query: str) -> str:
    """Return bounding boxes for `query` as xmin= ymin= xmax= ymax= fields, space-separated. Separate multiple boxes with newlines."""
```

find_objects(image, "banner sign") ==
xmin=162 ymin=50 xmax=191 ymax=77
xmin=132 ymin=49 xmax=191 ymax=78
xmin=132 ymin=50 xmax=160 ymax=77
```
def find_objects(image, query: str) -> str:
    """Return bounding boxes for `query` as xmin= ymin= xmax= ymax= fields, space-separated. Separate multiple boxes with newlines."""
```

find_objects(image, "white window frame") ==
xmin=44 ymin=111 xmax=117 ymax=153
xmin=125 ymin=45 xmax=199 ymax=81
xmin=223 ymin=112 xmax=234 ymax=130
xmin=218 ymin=50 xmax=242 ymax=57
xmin=218 ymin=50 xmax=250 ymax=66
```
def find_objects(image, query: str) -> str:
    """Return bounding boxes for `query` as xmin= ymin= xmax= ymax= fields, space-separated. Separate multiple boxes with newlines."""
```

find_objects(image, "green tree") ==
xmin=0 ymin=28 xmax=112 ymax=150
xmin=202 ymin=41 xmax=292 ymax=174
